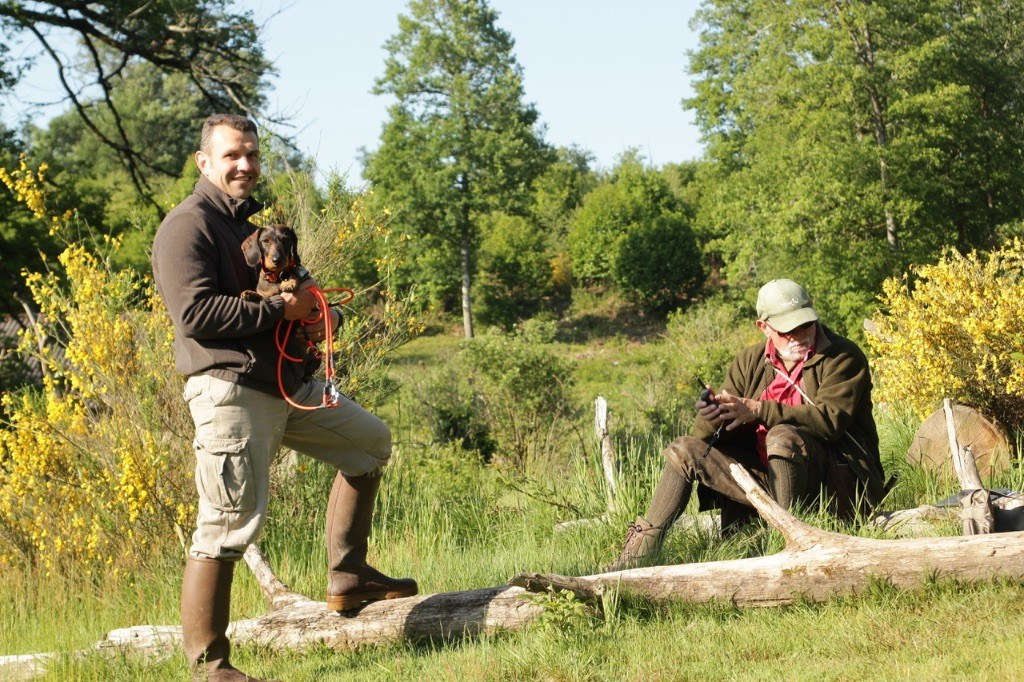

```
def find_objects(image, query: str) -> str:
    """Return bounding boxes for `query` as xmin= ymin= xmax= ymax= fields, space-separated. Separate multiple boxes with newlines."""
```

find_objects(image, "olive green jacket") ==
xmin=693 ymin=323 xmax=886 ymax=505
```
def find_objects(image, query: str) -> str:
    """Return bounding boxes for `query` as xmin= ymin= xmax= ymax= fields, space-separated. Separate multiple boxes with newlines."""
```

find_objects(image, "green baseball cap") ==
xmin=756 ymin=279 xmax=818 ymax=332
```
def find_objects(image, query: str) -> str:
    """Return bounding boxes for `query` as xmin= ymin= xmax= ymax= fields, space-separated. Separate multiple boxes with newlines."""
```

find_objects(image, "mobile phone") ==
xmin=695 ymin=376 xmax=716 ymax=405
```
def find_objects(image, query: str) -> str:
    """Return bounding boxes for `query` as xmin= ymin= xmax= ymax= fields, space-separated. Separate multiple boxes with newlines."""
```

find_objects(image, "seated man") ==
xmin=608 ymin=279 xmax=887 ymax=571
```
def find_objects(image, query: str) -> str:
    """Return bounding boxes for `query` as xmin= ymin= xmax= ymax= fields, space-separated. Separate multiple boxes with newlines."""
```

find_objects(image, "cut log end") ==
xmin=909 ymin=403 xmax=1010 ymax=479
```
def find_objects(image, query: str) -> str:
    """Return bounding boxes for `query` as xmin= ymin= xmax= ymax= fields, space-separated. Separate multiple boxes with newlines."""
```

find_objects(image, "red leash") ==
xmin=274 ymin=286 xmax=354 ymax=410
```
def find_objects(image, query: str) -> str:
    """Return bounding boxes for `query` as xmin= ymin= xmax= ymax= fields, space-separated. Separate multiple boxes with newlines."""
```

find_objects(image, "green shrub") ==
xmin=613 ymin=213 xmax=703 ymax=312
xmin=409 ymin=329 xmax=585 ymax=473
xmin=515 ymin=314 xmax=559 ymax=344
xmin=460 ymin=329 xmax=579 ymax=472
xmin=567 ymin=152 xmax=683 ymax=285
xmin=664 ymin=293 xmax=759 ymax=389
xmin=407 ymin=360 xmax=498 ymax=462
xmin=476 ymin=212 xmax=554 ymax=329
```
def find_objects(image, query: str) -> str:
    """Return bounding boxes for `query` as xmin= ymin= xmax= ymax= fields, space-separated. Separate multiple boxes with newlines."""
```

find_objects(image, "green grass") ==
xmin=21 ymin=577 xmax=1024 ymax=681
xmin=5 ymin=321 xmax=1024 ymax=681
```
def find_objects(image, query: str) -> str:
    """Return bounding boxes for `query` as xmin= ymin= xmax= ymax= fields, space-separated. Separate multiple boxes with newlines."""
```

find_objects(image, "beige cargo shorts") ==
xmin=183 ymin=374 xmax=391 ymax=560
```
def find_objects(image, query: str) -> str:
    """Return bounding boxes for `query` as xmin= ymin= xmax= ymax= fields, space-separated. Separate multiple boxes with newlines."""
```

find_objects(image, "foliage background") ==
xmin=4 ymin=0 xmax=1024 ymax=679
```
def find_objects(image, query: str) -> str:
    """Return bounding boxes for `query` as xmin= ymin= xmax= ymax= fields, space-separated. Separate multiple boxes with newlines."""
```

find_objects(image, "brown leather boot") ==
xmin=181 ymin=557 xmax=279 ymax=682
xmin=326 ymin=471 xmax=418 ymax=611
xmin=605 ymin=516 xmax=665 ymax=572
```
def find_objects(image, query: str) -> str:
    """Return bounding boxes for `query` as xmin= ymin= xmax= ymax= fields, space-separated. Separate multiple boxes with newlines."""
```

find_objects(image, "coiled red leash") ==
xmin=274 ymin=285 xmax=354 ymax=410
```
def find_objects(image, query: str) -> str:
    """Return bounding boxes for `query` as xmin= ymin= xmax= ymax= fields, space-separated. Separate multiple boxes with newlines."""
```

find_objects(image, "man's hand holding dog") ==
xmin=295 ymin=307 xmax=340 ymax=344
xmin=281 ymin=287 xmax=319 ymax=321
xmin=281 ymin=280 xmax=338 ymax=344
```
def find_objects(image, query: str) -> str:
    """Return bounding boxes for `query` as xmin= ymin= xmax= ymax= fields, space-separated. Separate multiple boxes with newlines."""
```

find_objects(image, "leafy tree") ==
xmin=531 ymin=145 xmax=598 ymax=239
xmin=687 ymin=0 xmax=1024 ymax=334
xmin=568 ymin=151 xmax=693 ymax=295
xmin=364 ymin=0 xmax=553 ymax=338
xmin=0 ymin=2 xmax=276 ymax=318
xmin=476 ymin=212 xmax=553 ymax=328
xmin=0 ymin=0 xmax=272 ymax=212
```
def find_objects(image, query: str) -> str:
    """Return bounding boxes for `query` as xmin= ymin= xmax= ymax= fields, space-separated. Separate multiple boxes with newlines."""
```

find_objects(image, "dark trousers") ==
xmin=645 ymin=425 xmax=831 ymax=533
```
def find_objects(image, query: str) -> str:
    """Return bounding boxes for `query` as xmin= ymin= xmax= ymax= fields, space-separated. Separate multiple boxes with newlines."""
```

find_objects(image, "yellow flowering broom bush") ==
xmin=0 ymin=160 xmax=420 ymax=575
xmin=868 ymin=240 xmax=1024 ymax=430
xmin=0 ymin=241 xmax=194 ymax=575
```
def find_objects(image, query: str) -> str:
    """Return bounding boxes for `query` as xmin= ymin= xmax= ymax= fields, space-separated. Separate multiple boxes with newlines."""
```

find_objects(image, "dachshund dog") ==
xmin=240 ymin=224 xmax=308 ymax=301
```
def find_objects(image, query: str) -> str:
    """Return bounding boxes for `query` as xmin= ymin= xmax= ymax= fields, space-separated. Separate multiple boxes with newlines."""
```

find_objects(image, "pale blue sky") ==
xmin=5 ymin=1 xmax=705 ymax=182
xmin=254 ymin=0 xmax=704 ymax=181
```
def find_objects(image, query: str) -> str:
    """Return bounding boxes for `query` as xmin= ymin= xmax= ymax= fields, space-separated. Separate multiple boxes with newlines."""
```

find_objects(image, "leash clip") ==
xmin=323 ymin=381 xmax=341 ymax=408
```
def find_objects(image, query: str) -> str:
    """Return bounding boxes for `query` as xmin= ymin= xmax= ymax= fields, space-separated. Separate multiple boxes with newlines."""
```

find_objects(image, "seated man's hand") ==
xmin=716 ymin=390 xmax=761 ymax=431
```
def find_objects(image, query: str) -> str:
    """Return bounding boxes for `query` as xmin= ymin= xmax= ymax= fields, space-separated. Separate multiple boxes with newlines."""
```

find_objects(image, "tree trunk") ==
xmin=458 ymin=183 xmax=474 ymax=339
xmin=844 ymin=13 xmax=899 ymax=250
xmin=461 ymin=232 xmax=474 ymax=339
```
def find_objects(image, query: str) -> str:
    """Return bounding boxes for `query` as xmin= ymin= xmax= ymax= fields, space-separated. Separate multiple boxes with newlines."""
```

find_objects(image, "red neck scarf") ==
xmin=753 ymin=340 xmax=814 ymax=467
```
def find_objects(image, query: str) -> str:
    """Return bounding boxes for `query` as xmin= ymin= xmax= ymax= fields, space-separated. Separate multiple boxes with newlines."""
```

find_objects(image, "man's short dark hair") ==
xmin=200 ymin=114 xmax=258 ymax=152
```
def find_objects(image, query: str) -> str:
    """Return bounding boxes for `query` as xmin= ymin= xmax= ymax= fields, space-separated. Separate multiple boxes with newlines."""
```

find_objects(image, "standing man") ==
xmin=152 ymin=114 xmax=417 ymax=681
xmin=608 ymin=279 xmax=887 ymax=571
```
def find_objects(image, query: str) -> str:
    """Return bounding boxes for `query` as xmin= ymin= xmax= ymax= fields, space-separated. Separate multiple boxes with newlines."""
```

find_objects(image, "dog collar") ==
xmin=262 ymin=265 xmax=310 ymax=285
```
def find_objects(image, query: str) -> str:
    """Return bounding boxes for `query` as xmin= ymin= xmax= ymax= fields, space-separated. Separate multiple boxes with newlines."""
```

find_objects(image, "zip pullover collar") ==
xmin=193 ymin=176 xmax=264 ymax=224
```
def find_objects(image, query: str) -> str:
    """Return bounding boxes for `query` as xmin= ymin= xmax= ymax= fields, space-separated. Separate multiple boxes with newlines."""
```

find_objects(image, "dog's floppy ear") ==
xmin=282 ymin=225 xmax=301 ymax=266
xmin=241 ymin=228 xmax=264 ymax=268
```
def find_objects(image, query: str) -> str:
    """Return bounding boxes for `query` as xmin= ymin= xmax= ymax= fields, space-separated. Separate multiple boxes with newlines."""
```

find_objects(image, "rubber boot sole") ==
xmin=326 ymin=584 xmax=418 ymax=611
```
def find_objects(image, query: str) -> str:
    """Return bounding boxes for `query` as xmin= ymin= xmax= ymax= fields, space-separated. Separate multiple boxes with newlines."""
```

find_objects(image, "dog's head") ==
xmin=242 ymin=224 xmax=300 ymax=275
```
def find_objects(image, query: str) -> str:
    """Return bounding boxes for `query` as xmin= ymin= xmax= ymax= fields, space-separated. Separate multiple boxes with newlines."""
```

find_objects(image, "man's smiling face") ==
xmin=195 ymin=125 xmax=261 ymax=200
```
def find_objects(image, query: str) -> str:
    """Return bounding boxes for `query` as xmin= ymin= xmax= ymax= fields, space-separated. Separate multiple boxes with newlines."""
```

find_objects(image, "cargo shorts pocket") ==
xmin=193 ymin=436 xmax=255 ymax=512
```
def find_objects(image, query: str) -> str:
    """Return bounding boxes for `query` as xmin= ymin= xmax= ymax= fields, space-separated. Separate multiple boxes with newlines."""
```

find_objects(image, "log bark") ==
xmin=510 ymin=464 xmax=1024 ymax=605
xmin=99 ymin=586 xmax=542 ymax=654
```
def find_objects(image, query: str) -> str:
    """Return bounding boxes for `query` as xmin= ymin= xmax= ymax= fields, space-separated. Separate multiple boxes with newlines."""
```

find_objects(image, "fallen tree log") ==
xmin=8 ymin=460 xmax=1024 ymax=679
xmin=99 ymin=584 xmax=542 ymax=653
xmin=0 ymin=582 xmax=544 ymax=680
xmin=0 ymin=543 xmax=544 ymax=679
xmin=510 ymin=464 xmax=1024 ymax=605
xmin=95 ymin=543 xmax=544 ymax=654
